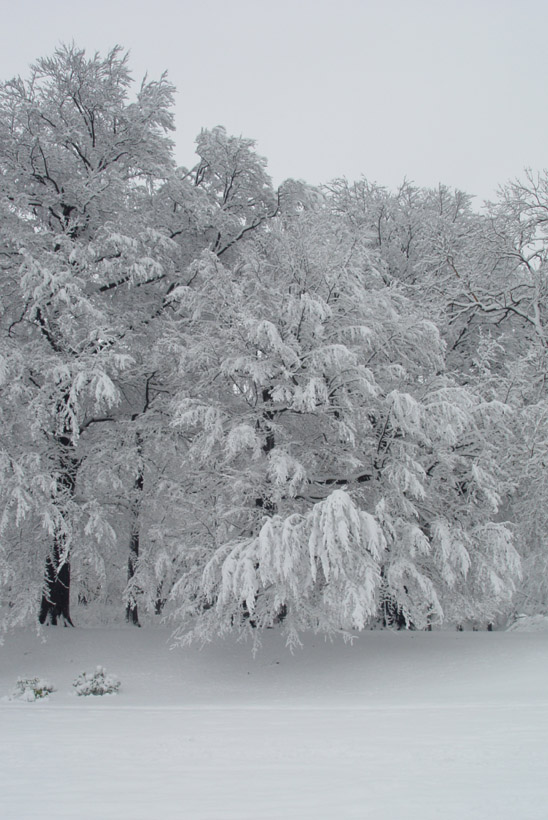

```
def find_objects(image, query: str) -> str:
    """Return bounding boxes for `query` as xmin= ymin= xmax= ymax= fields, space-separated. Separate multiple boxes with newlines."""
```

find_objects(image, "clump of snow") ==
xmin=507 ymin=614 xmax=548 ymax=632
xmin=12 ymin=676 xmax=55 ymax=701
xmin=73 ymin=665 xmax=120 ymax=696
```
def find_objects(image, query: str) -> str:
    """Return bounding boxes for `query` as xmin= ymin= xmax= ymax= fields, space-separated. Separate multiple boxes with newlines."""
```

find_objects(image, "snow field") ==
xmin=1 ymin=627 xmax=547 ymax=819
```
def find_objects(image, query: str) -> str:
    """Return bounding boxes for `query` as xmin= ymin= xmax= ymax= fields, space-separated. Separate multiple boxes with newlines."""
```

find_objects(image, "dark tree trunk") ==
xmin=255 ymin=392 xmax=278 ymax=516
xmin=245 ymin=389 xmax=287 ymax=626
xmin=381 ymin=597 xmax=409 ymax=630
xmin=39 ymin=428 xmax=78 ymax=627
xmin=39 ymin=539 xmax=74 ymax=626
xmin=255 ymin=388 xmax=277 ymax=510
xmin=379 ymin=567 xmax=411 ymax=630
xmin=125 ymin=519 xmax=141 ymax=626
xmin=126 ymin=431 xmax=143 ymax=626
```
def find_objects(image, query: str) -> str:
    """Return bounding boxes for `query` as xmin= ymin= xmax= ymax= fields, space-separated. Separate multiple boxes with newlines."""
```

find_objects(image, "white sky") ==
xmin=1 ymin=0 xmax=547 ymax=204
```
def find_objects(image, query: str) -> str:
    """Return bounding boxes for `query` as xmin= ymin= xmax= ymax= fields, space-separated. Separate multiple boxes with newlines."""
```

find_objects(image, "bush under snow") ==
xmin=73 ymin=666 xmax=121 ymax=696
xmin=12 ymin=676 xmax=56 ymax=701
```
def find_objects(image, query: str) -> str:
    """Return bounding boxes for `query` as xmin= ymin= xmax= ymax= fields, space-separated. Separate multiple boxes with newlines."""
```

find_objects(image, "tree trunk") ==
xmin=125 ymin=518 xmax=141 ymax=626
xmin=255 ymin=388 xmax=277 ymax=511
xmin=249 ymin=389 xmax=288 ymax=625
xmin=39 ymin=540 xmax=74 ymax=626
xmin=39 ymin=429 xmax=77 ymax=626
xmin=126 ymin=432 xmax=143 ymax=626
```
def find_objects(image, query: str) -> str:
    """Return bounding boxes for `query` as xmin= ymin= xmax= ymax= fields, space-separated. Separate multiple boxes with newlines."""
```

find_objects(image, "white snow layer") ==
xmin=1 ymin=627 xmax=547 ymax=819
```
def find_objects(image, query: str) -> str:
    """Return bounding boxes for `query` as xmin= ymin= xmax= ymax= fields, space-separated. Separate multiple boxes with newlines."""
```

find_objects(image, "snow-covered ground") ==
xmin=1 ymin=624 xmax=547 ymax=819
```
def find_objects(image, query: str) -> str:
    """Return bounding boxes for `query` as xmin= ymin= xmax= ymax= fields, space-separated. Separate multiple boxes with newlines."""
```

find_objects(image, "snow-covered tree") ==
xmin=0 ymin=45 xmax=176 ymax=627
xmin=0 ymin=44 xmax=534 ymax=641
xmin=326 ymin=180 xmax=502 ymax=366
xmin=482 ymin=171 xmax=548 ymax=616
xmin=159 ymin=125 xmax=278 ymax=272
xmin=165 ymin=202 xmax=519 ymax=645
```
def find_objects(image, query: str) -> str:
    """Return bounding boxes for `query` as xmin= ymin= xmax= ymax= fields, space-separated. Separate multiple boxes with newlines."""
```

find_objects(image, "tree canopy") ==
xmin=1 ymin=45 xmax=546 ymax=642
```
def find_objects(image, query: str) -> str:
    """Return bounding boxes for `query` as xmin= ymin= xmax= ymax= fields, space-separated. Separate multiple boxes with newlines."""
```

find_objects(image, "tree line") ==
xmin=1 ymin=45 xmax=546 ymax=643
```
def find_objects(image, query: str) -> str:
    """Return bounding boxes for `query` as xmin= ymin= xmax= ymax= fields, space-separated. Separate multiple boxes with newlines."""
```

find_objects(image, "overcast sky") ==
xmin=1 ymin=0 xmax=547 ymax=204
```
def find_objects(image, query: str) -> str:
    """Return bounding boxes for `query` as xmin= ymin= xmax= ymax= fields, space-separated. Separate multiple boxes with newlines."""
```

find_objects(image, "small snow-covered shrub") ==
xmin=12 ymin=677 xmax=56 ymax=702
xmin=73 ymin=666 xmax=121 ymax=696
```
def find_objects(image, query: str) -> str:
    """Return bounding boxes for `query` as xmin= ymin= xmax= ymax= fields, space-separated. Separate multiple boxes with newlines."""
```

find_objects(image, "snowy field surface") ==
xmin=1 ymin=625 xmax=548 ymax=820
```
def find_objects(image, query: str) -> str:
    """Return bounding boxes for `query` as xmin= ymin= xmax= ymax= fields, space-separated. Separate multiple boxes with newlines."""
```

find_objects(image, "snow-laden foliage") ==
xmin=2 ymin=44 xmax=544 ymax=640
xmin=167 ymin=205 xmax=519 ymax=642
xmin=174 ymin=490 xmax=386 ymax=645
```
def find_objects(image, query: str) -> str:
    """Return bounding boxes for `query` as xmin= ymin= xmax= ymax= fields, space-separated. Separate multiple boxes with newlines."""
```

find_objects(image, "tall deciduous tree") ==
xmin=0 ymin=45 xmax=176 ymax=626
xmin=483 ymin=171 xmax=548 ymax=616
xmin=165 ymin=202 xmax=519 ymax=646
